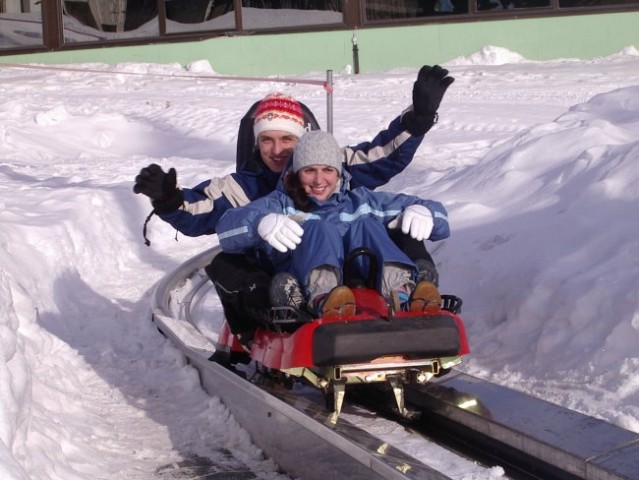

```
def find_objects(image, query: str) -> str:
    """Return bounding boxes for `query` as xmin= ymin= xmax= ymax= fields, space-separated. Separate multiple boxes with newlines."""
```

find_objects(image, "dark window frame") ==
xmin=1 ymin=0 xmax=638 ymax=56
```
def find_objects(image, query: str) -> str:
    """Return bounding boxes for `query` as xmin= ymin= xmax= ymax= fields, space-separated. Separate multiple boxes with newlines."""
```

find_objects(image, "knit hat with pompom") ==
xmin=253 ymin=92 xmax=306 ymax=141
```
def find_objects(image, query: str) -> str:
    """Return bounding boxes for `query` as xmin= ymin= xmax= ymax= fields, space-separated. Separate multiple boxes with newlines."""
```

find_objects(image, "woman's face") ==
xmin=298 ymin=165 xmax=339 ymax=201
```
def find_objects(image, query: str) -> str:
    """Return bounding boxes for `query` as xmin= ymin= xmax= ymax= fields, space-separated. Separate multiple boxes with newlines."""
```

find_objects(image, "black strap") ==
xmin=142 ymin=209 xmax=155 ymax=246
xmin=142 ymin=208 xmax=180 ymax=246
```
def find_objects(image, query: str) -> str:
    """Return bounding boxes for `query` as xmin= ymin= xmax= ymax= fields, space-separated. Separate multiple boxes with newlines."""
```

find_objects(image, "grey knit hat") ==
xmin=292 ymin=130 xmax=342 ymax=173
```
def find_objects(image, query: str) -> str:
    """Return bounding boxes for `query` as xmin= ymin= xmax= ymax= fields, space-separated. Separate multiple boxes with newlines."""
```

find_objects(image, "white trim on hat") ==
xmin=253 ymin=113 xmax=307 ymax=140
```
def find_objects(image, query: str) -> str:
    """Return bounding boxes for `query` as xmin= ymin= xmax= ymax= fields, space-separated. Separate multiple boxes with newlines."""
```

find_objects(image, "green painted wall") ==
xmin=2 ymin=11 xmax=638 ymax=75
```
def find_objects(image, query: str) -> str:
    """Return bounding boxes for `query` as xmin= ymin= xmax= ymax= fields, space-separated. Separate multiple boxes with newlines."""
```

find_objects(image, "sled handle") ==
xmin=343 ymin=247 xmax=378 ymax=290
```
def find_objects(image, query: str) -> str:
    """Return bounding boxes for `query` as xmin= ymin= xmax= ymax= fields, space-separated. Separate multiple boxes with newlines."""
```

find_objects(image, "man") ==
xmin=134 ymin=65 xmax=454 ymax=339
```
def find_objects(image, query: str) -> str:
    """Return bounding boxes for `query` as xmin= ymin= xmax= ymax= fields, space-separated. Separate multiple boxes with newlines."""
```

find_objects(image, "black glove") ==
xmin=133 ymin=164 xmax=183 ymax=213
xmin=403 ymin=65 xmax=455 ymax=136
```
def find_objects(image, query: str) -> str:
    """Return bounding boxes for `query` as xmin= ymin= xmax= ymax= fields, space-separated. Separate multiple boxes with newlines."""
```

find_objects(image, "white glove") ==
xmin=257 ymin=213 xmax=304 ymax=253
xmin=388 ymin=204 xmax=433 ymax=241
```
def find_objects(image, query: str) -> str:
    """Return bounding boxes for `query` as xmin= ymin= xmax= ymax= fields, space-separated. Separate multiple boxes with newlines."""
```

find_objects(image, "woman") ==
xmin=216 ymin=130 xmax=449 ymax=319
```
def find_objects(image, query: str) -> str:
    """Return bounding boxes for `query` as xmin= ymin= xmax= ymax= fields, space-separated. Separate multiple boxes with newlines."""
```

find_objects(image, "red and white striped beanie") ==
xmin=253 ymin=92 xmax=306 ymax=141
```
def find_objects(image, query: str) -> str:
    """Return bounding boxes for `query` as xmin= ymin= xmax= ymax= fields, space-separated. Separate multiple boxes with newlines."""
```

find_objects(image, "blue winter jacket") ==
xmin=216 ymin=169 xmax=449 ymax=262
xmin=157 ymin=115 xmax=424 ymax=237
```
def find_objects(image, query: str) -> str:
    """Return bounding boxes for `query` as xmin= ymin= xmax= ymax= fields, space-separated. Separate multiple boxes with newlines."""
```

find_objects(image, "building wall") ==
xmin=1 ymin=11 xmax=638 ymax=75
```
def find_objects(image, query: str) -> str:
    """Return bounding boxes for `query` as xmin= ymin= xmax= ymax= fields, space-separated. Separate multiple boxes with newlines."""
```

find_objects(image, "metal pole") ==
xmin=352 ymin=31 xmax=360 ymax=75
xmin=326 ymin=69 xmax=333 ymax=134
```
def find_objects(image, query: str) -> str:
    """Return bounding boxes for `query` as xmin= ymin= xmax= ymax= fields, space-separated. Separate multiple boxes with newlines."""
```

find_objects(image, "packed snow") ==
xmin=1 ymin=44 xmax=638 ymax=479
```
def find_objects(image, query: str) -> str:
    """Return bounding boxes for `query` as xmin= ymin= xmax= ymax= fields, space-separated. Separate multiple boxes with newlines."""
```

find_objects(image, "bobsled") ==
xmin=213 ymin=249 xmax=470 ymax=419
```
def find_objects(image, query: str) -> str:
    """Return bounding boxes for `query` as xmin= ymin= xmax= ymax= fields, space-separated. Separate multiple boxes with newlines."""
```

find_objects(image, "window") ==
xmin=164 ymin=0 xmax=236 ymax=34
xmin=365 ymin=0 xmax=468 ymax=20
xmin=559 ymin=0 xmax=635 ymax=6
xmin=241 ymin=1 xmax=344 ymax=30
xmin=62 ymin=0 xmax=159 ymax=43
xmin=477 ymin=0 xmax=550 ymax=10
xmin=0 ymin=0 xmax=43 ymax=49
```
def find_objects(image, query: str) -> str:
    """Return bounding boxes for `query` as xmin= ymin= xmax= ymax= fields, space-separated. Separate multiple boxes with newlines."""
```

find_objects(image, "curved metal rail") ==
xmin=150 ymin=246 xmax=455 ymax=480
xmin=150 ymin=247 xmax=639 ymax=480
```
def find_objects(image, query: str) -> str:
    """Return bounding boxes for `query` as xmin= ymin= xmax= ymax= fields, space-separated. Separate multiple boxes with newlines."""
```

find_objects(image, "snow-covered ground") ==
xmin=1 ymin=44 xmax=638 ymax=479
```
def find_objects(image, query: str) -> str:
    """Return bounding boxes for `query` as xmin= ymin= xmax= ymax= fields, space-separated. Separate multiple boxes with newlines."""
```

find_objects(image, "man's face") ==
xmin=257 ymin=131 xmax=298 ymax=173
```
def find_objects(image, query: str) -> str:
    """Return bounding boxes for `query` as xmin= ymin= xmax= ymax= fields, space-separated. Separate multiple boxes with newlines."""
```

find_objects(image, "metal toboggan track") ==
xmin=150 ymin=246 xmax=639 ymax=480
